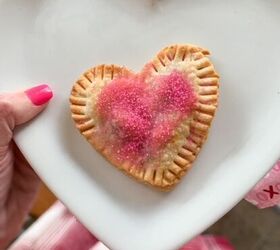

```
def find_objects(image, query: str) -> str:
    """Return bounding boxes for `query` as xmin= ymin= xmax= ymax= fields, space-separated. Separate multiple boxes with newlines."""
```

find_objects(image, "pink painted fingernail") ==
xmin=25 ymin=84 xmax=53 ymax=106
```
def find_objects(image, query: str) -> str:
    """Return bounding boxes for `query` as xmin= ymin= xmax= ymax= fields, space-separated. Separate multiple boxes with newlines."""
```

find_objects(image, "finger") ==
xmin=13 ymin=84 xmax=53 ymax=125
xmin=2 ymin=84 xmax=53 ymax=126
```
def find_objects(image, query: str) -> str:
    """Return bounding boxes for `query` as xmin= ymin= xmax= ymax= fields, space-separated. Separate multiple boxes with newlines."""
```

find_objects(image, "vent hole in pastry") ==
xmin=111 ymin=65 xmax=114 ymax=79
xmin=166 ymin=53 xmax=172 ymax=61
xmin=196 ymin=60 xmax=211 ymax=70
xmin=92 ymin=67 xmax=96 ymax=78
xmin=171 ymin=46 xmax=178 ymax=60
xmin=152 ymin=169 xmax=157 ymax=182
xmin=151 ymin=63 xmax=158 ymax=72
xmin=182 ymin=49 xmax=187 ymax=61
xmin=193 ymin=52 xmax=203 ymax=61
xmin=201 ymin=49 xmax=210 ymax=55
xmin=83 ymin=74 xmax=92 ymax=84
xmin=157 ymin=56 xmax=166 ymax=67
xmin=101 ymin=65 xmax=105 ymax=79
xmin=76 ymin=81 xmax=86 ymax=90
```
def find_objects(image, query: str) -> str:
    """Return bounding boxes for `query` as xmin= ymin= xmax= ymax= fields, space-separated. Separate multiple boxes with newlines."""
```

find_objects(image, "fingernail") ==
xmin=25 ymin=84 xmax=53 ymax=106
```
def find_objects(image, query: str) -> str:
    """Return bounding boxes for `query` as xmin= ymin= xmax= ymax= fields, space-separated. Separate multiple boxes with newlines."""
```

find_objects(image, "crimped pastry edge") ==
xmin=70 ymin=44 xmax=219 ymax=191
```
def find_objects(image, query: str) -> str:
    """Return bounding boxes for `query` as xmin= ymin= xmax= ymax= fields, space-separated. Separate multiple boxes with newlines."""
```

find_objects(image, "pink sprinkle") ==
xmin=96 ymin=70 xmax=197 ymax=165
xmin=156 ymin=71 xmax=197 ymax=114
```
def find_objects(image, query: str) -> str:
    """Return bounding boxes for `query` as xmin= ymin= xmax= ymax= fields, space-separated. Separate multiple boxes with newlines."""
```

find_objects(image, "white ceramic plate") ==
xmin=1 ymin=0 xmax=280 ymax=249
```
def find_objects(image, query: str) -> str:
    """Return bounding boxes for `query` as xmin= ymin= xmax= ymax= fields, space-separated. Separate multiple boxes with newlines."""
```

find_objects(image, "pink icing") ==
xmin=96 ymin=70 xmax=197 ymax=165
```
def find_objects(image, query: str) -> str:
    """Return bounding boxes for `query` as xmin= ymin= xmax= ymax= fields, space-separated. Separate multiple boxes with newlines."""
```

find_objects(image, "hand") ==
xmin=0 ymin=84 xmax=53 ymax=249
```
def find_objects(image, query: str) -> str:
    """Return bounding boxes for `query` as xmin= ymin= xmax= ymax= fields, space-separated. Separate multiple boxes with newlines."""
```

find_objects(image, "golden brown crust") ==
xmin=148 ymin=44 xmax=219 ymax=190
xmin=70 ymin=44 xmax=219 ymax=191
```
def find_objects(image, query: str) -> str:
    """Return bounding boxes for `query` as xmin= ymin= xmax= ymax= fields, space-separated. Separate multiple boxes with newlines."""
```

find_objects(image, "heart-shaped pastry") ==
xmin=70 ymin=44 xmax=219 ymax=190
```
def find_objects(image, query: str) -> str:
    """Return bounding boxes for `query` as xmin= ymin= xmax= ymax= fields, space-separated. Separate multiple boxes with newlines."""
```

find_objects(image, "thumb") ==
xmin=8 ymin=84 xmax=53 ymax=125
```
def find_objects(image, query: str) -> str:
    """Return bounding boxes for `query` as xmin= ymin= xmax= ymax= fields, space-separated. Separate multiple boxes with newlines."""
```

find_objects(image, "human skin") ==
xmin=0 ymin=84 xmax=52 ymax=249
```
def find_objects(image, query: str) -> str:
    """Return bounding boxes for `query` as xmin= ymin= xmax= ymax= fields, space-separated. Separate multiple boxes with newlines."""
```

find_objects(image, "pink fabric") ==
xmin=9 ymin=202 xmax=99 ymax=250
xmin=180 ymin=235 xmax=234 ymax=250
xmin=246 ymin=160 xmax=280 ymax=208
xmin=10 ymin=202 xmax=234 ymax=250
